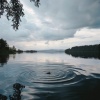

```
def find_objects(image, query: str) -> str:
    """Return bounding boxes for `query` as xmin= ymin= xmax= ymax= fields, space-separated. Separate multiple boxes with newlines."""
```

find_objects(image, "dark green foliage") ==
xmin=0 ymin=38 xmax=16 ymax=54
xmin=65 ymin=44 xmax=100 ymax=53
xmin=65 ymin=44 xmax=100 ymax=59
xmin=0 ymin=38 xmax=8 ymax=48
xmin=0 ymin=0 xmax=40 ymax=30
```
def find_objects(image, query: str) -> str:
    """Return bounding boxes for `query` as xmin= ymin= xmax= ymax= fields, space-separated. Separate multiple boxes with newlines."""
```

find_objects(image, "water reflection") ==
xmin=0 ymin=54 xmax=16 ymax=67
xmin=65 ymin=51 xmax=100 ymax=59
xmin=0 ymin=83 xmax=25 ymax=100
xmin=30 ymin=78 xmax=100 ymax=100
xmin=0 ymin=79 xmax=100 ymax=100
xmin=0 ymin=94 xmax=7 ymax=100
xmin=0 ymin=55 xmax=9 ymax=67
xmin=9 ymin=83 xmax=25 ymax=100
xmin=0 ymin=53 xmax=100 ymax=100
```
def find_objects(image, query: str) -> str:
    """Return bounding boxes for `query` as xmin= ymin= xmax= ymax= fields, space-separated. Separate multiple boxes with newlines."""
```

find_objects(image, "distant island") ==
xmin=0 ymin=38 xmax=37 ymax=55
xmin=24 ymin=50 xmax=37 ymax=53
xmin=65 ymin=44 xmax=100 ymax=59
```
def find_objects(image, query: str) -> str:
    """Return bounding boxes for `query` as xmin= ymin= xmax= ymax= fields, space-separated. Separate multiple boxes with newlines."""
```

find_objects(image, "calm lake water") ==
xmin=0 ymin=52 xmax=100 ymax=100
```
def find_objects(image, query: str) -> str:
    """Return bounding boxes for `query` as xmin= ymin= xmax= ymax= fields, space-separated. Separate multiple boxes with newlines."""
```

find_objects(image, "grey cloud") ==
xmin=30 ymin=28 xmax=76 ymax=41
xmin=43 ymin=29 xmax=76 ymax=40
xmin=24 ymin=0 xmax=100 ymax=41
xmin=1 ymin=0 xmax=100 ymax=43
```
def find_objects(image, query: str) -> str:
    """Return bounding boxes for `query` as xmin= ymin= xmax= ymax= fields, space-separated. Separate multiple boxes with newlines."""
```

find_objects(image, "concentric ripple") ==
xmin=18 ymin=64 xmax=86 ymax=86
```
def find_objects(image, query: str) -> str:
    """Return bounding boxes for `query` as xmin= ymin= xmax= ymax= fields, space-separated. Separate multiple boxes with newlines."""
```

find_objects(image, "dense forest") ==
xmin=65 ymin=44 xmax=100 ymax=59
xmin=0 ymin=38 xmax=17 ymax=54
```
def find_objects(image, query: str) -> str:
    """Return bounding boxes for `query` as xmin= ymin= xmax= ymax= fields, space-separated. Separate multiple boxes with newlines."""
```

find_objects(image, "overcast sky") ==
xmin=0 ymin=0 xmax=100 ymax=50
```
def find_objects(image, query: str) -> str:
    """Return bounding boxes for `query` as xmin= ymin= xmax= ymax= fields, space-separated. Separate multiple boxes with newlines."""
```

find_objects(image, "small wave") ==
xmin=18 ymin=64 xmax=86 ymax=86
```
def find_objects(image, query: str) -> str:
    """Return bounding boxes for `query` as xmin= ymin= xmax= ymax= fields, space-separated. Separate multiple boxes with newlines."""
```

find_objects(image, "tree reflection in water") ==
xmin=9 ymin=83 xmax=25 ymax=100
xmin=0 ymin=83 xmax=25 ymax=100
xmin=0 ymin=94 xmax=7 ymax=100
xmin=0 ymin=55 xmax=9 ymax=67
xmin=65 ymin=51 xmax=100 ymax=59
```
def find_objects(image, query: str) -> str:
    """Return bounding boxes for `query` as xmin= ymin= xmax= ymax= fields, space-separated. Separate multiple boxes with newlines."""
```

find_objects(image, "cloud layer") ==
xmin=0 ymin=0 xmax=100 ymax=50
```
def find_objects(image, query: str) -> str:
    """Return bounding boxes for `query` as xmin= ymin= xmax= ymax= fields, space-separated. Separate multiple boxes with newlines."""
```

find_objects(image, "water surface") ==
xmin=0 ymin=53 xmax=100 ymax=100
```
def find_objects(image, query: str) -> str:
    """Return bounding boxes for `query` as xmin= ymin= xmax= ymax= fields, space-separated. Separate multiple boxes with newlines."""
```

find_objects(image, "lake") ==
xmin=0 ymin=52 xmax=100 ymax=100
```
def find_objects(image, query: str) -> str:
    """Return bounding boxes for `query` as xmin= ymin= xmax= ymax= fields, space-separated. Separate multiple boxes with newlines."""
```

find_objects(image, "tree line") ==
xmin=65 ymin=44 xmax=100 ymax=59
xmin=65 ymin=44 xmax=100 ymax=53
